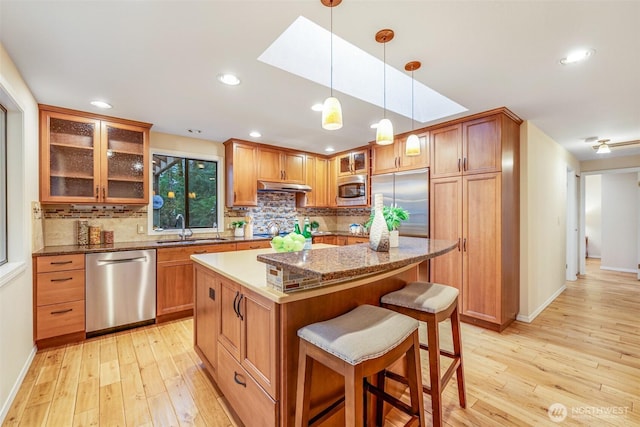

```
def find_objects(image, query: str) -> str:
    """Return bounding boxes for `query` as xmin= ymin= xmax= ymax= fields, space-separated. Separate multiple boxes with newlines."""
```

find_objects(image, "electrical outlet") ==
xmin=137 ymin=224 xmax=144 ymax=234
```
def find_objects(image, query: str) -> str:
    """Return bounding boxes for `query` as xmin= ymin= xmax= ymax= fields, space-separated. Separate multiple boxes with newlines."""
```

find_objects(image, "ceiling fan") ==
xmin=590 ymin=138 xmax=640 ymax=154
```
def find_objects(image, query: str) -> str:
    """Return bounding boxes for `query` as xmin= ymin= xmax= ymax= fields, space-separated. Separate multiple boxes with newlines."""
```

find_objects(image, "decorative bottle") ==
xmin=302 ymin=217 xmax=312 ymax=250
xmin=369 ymin=194 xmax=389 ymax=252
xmin=294 ymin=221 xmax=301 ymax=235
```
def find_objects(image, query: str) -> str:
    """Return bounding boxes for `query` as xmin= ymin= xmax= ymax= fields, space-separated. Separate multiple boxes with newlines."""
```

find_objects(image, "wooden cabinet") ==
xmin=430 ymin=115 xmax=501 ymax=179
xmin=196 ymin=266 xmax=277 ymax=427
xmin=39 ymin=105 xmax=151 ymax=204
xmin=347 ymin=236 xmax=369 ymax=245
xmin=194 ymin=266 xmax=219 ymax=375
xmin=336 ymin=149 xmax=367 ymax=176
xmin=236 ymin=240 xmax=271 ymax=250
xmin=257 ymin=146 xmax=305 ymax=184
xmin=312 ymin=235 xmax=337 ymax=245
xmin=34 ymin=254 xmax=86 ymax=347
xmin=225 ymin=140 xmax=258 ymax=207
xmin=336 ymin=235 xmax=348 ymax=246
xmin=371 ymin=132 xmax=429 ymax=175
xmin=156 ymin=243 xmax=236 ymax=322
xmin=429 ymin=110 xmax=520 ymax=331
xmin=327 ymin=157 xmax=338 ymax=207
xmin=298 ymin=155 xmax=329 ymax=207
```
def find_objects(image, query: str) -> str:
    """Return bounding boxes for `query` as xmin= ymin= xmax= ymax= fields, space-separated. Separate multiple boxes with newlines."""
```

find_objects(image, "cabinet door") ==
xmin=398 ymin=133 xmax=429 ymax=171
xmin=463 ymin=115 xmax=501 ymax=175
xmin=301 ymin=156 xmax=316 ymax=207
xmin=227 ymin=142 xmax=258 ymax=206
xmin=194 ymin=266 xmax=219 ymax=373
xmin=429 ymin=177 xmax=463 ymax=293
xmin=327 ymin=157 xmax=337 ymax=207
xmin=338 ymin=153 xmax=352 ymax=176
xmin=283 ymin=152 xmax=305 ymax=184
xmin=156 ymin=260 xmax=194 ymax=318
xmin=257 ymin=147 xmax=283 ymax=181
xmin=352 ymin=150 xmax=367 ymax=174
xmin=336 ymin=235 xmax=347 ymax=246
xmin=314 ymin=158 xmax=328 ymax=206
xmin=371 ymin=143 xmax=398 ymax=175
xmin=240 ymin=287 xmax=278 ymax=398
xmin=430 ymin=124 xmax=462 ymax=179
xmin=219 ymin=276 xmax=242 ymax=360
xmin=40 ymin=111 xmax=101 ymax=203
xmin=462 ymin=173 xmax=501 ymax=323
xmin=101 ymin=121 xmax=148 ymax=204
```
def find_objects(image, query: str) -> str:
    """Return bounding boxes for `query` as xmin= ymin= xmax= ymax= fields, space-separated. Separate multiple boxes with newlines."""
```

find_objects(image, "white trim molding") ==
xmin=517 ymin=285 xmax=567 ymax=323
xmin=0 ymin=345 xmax=36 ymax=424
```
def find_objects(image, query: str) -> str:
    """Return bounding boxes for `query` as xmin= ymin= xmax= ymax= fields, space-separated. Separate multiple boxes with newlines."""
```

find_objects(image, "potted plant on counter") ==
xmin=365 ymin=204 xmax=409 ymax=247
xmin=231 ymin=220 xmax=246 ymax=237
xmin=310 ymin=220 xmax=320 ymax=233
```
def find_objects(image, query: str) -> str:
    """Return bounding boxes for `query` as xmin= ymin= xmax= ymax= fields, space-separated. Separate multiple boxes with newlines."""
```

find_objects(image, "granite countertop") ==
xmin=191 ymin=237 xmax=457 ymax=303
xmin=31 ymin=235 xmax=274 ymax=256
xmin=256 ymin=237 xmax=457 ymax=282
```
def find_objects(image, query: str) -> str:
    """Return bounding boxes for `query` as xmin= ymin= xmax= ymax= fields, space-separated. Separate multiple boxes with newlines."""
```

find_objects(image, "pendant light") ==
xmin=375 ymin=29 xmax=394 ymax=145
xmin=404 ymin=61 xmax=421 ymax=156
xmin=321 ymin=0 xmax=343 ymax=130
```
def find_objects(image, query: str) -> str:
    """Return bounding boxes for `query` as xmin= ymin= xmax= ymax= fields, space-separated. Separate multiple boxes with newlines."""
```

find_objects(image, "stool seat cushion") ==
xmin=297 ymin=304 xmax=418 ymax=365
xmin=381 ymin=282 xmax=459 ymax=314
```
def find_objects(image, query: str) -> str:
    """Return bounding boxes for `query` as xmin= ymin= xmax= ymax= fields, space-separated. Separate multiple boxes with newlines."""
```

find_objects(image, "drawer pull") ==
xmin=51 ymin=277 xmax=73 ymax=282
xmin=50 ymin=260 xmax=73 ymax=265
xmin=234 ymin=371 xmax=247 ymax=387
xmin=51 ymin=308 xmax=73 ymax=315
xmin=249 ymin=245 xmax=260 ymax=249
xmin=194 ymin=250 xmax=207 ymax=254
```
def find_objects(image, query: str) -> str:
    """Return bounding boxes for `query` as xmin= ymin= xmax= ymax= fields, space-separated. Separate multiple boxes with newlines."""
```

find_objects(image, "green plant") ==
xmin=231 ymin=220 xmax=246 ymax=228
xmin=310 ymin=220 xmax=320 ymax=229
xmin=365 ymin=204 xmax=410 ymax=231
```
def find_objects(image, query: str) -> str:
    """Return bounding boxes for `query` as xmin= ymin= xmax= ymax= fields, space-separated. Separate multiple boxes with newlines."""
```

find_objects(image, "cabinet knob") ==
xmin=95 ymin=186 xmax=100 ymax=199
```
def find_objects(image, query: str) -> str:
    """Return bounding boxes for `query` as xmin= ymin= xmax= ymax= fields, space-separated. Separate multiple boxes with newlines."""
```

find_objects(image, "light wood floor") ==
xmin=3 ymin=259 xmax=639 ymax=426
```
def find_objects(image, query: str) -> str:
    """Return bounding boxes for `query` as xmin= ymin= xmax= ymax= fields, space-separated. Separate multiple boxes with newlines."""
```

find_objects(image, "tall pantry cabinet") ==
xmin=429 ymin=109 xmax=521 ymax=331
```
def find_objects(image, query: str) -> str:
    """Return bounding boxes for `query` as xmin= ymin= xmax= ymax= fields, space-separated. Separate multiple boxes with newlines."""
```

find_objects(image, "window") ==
xmin=151 ymin=151 xmax=222 ymax=233
xmin=0 ymin=104 xmax=6 ymax=266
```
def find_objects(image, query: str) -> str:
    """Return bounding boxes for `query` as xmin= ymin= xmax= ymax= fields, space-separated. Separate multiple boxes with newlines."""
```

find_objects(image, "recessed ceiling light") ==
xmin=90 ymin=100 xmax=112 ymax=109
xmin=249 ymin=131 xmax=262 ymax=138
xmin=325 ymin=147 xmax=335 ymax=152
xmin=218 ymin=73 xmax=240 ymax=86
xmin=311 ymin=103 xmax=324 ymax=112
xmin=188 ymin=129 xmax=202 ymax=134
xmin=560 ymin=48 xmax=595 ymax=65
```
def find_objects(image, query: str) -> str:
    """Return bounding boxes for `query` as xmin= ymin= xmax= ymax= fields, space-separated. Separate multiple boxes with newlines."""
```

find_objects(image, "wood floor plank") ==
xmin=5 ymin=258 xmax=639 ymax=426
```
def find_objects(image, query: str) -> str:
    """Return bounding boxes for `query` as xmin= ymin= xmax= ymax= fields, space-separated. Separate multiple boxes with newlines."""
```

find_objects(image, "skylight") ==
xmin=258 ymin=16 xmax=467 ymax=123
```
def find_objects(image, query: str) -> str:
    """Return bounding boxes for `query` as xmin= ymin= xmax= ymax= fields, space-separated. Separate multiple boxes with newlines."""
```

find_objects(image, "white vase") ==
xmin=369 ymin=194 xmax=389 ymax=252
xmin=389 ymin=230 xmax=399 ymax=248
xmin=234 ymin=227 xmax=244 ymax=237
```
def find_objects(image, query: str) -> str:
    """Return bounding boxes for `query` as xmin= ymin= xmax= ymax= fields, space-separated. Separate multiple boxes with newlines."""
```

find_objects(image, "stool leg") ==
xmin=451 ymin=304 xmax=466 ymax=408
xmin=406 ymin=331 xmax=426 ymax=427
xmin=375 ymin=371 xmax=385 ymax=426
xmin=295 ymin=340 xmax=313 ymax=427
xmin=426 ymin=319 xmax=443 ymax=427
xmin=344 ymin=365 xmax=364 ymax=427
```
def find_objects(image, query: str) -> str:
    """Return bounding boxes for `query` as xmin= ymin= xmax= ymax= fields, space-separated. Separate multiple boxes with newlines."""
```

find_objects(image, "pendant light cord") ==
xmin=330 ymin=0 xmax=334 ymax=97
xmin=411 ymin=69 xmax=414 ymax=131
xmin=383 ymin=40 xmax=386 ymax=119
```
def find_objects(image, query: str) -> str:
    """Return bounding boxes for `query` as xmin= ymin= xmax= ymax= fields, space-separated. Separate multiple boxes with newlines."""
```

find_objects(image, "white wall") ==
xmin=585 ymin=174 xmax=602 ymax=258
xmin=0 ymin=43 xmax=39 ymax=422
xmin=519 ymin=121 xmax=580 ymax=322
xmin=601 ymin=173 xmax=638 ymax=272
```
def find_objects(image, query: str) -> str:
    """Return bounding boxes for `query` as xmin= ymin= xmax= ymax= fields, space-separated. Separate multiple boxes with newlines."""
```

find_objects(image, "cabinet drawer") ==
xmin=36 ymin=300 xmax=85 ymax=340
xmin=347 ymin=236 xmax=369 ymax=245
xmin=218 ymin=346 xmax=277 ymax=427
xmin=36 ymin=254 xmax=84 ymax=273
xmin=236 ymin=241 xmax=271 ymax=251
xmin=36 ymin=270 xmax=85 ymax=306
xmin=157 ymin=243 xmax=236 ymax=262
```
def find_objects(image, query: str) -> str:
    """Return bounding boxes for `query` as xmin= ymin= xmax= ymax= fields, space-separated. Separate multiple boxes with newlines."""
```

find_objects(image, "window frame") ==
xmin=148 ymin=148 xmax=224 ymax=237
xmin=0 ymin=103 xmax=7 ymax=266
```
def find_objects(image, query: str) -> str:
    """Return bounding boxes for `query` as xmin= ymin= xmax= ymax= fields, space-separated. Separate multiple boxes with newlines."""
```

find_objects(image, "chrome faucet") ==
xmin=176 ymin=214 xmax=193 ymax=240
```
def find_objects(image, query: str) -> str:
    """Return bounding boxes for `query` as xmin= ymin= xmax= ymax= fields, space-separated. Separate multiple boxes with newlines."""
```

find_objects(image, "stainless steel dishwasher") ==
xmin=86 ymin=249 xmax=156 ymax=335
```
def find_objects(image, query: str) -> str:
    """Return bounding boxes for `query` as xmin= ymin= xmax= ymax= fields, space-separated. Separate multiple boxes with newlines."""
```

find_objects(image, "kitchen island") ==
xmin=191 ymin=237 xmax=457 ymax=427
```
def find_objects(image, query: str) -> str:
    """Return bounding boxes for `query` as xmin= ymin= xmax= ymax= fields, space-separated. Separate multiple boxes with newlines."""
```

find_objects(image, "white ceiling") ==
xmin=1 ymin=0 xmax=639 ymax=161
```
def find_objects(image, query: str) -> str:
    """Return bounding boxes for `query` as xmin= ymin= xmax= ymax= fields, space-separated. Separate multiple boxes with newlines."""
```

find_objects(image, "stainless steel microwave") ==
xmin=337 ymin=174 xmax=367 ymax=206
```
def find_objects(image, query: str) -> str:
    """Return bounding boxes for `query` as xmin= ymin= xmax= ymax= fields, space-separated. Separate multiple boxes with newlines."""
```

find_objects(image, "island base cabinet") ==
xmin=194 ymin=266 xmax=219 ymax=376
xmin=218 ymin=346 xmax=278 ymax=427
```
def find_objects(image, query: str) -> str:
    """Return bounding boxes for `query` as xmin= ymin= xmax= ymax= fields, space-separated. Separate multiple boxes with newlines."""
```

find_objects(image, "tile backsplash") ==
xmin=41 ymin=193 xmax=371 ymax=246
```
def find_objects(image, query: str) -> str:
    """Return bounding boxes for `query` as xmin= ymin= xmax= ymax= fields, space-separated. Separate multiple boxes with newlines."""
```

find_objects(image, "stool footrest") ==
xmin=419 ymin=343 xmax=457 ymax=360
xmin=364 ymin=378 xmax=420 ymax=421
xmin=309 ymin=396 xmax=345 ymax=427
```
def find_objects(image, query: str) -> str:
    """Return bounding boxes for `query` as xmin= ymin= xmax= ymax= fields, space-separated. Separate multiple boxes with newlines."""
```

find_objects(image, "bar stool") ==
xmin=295 ymin=304 xmax=425 ymax=427
xmin=380 ymin=282 xmax=466 ymax=427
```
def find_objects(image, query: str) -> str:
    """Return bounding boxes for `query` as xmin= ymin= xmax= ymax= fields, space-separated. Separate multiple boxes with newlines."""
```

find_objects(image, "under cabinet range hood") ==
xmin=257 ymin=181 xmax=312 ymax=193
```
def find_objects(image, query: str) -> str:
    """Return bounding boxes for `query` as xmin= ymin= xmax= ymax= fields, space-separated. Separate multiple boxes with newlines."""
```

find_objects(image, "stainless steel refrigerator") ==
xmin=370 ymin=168 xmax=429 ymax=237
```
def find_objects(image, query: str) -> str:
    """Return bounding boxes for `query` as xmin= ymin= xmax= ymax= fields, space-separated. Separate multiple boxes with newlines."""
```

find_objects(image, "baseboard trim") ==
xmin=0 ymin=345 xmax=37 ymax=424
xmin=516 ymin=285 xmax=567 ymax=323
xmin=600 ymin=265 xmax=638 ymax=274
